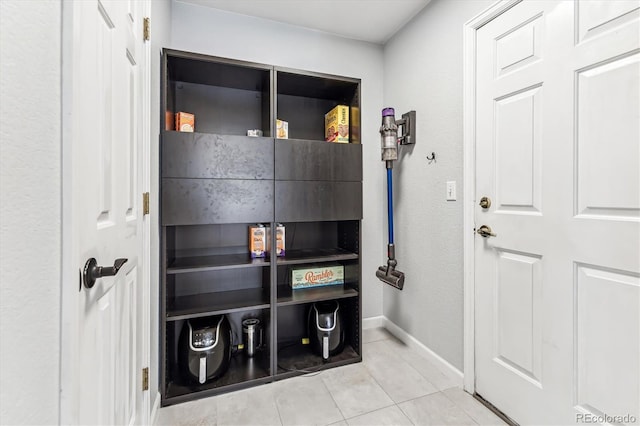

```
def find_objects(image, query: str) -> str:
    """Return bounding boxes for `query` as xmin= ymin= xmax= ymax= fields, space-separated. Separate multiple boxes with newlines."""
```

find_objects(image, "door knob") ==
xmin=479 ymin=196 xmax=491 ymax=209
xmin=83 ymin=258 xmax=128 ymax=289
xmin=476 ymin=225 xmax=497 ymax=238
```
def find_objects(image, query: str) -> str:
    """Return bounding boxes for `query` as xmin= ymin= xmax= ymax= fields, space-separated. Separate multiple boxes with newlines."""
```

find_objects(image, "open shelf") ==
xmin=168 ymin=254 xmax=269 ymax=274
xmin=167 ymin=288 xmax=270 ymax=321
xmin=276 ymin=343 xmax=360 ymax=375
xmin=277 ymin=284 xmax=358 ymax=307
xmin=164 ymin=351 xmax=271 ymax=403
xmin=276 ymin=248 xmax=358 ymax=266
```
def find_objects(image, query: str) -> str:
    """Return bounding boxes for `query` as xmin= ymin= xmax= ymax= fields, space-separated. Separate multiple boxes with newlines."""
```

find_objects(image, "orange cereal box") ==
xmin=249 ymin=224 xmax=266 ymax=258
xmin=175 ymin=112 xmax=194 ymax=132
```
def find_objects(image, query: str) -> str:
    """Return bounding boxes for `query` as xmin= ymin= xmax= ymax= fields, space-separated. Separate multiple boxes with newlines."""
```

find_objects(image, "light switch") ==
xmin=446 ymin=181 xmax=456 ymax=201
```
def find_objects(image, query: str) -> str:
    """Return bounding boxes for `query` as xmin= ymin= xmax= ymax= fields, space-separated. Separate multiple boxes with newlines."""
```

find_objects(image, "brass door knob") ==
xmin=477 ymin=225 xmax=497 ymax=238
xmin=479 ymin=197 xmax=491 ymax=209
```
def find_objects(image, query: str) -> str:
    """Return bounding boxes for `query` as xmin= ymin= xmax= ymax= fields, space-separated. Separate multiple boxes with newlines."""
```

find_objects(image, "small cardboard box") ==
xmin=249 ymin=224 xmax=267 ymax=258
xmin=266 ymin=223 xmax=286 ymax=257
xmin=325 ymin=105 xmax=349 ymax=143
xmin=165 ymin=110 xmax=174 ymax=131
xmin=276 ymin=119 xmax=288 ymax=139
xmin=290 ymin=264 xmax=344 ymax=289
xmin=175 ymin=112 xmax=194 ymax=132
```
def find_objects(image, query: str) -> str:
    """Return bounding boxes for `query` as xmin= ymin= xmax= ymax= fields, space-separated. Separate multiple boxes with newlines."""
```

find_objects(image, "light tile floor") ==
xmin=156 ymin=328 xmax=506 ymax=426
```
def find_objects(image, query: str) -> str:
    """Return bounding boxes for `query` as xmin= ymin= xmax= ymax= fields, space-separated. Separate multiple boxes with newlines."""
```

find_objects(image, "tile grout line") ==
xmin=340 ymin=402 xmax=400 ymax=424
xmin=364 ymin=339 xmax=441 ymax=404
xmin=396 ymin=402 xmax=417 ymax=426
xmin=318 ymin=371 xmax=348 ymax=423
xmin=440 ymin=388 xmax=488 ymax=426
xmin=379 ymin=338 xmax=453 ymax=393
xmin=272 ymin=385 xmax=285 ymax=426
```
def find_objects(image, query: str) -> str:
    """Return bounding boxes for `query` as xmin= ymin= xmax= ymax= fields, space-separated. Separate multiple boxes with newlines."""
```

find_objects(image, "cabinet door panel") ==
xmin=275 ymin=139 xmax=362 ymax=181
xmin=276 ymin=181 xmax=362 ymax=222
xmin=162 ymin=132 xmax=274 ymax=179
xmin=162 ymin=178 xmax=273 ymax=225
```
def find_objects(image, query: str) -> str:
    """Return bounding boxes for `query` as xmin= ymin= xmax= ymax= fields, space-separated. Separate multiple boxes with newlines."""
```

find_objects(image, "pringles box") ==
xmin=175 ymin=112 xmax=194 ymax=132
xmin=249 ymin=224 xmax=267 ymax=258
xmin=290 ymin=264 xmax=344 ymax=289
xmin=325 ymin=105 xmax=349 ymax=143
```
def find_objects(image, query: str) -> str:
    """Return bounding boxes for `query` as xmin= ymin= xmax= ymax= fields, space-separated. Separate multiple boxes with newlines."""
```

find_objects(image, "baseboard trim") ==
xmin=362 ymin=315 xmax=385 ymax=330
xmin=382 ymin=317 xmax=464 ymax=387
xmin=150 ymin=391 xmax=161 ymax=425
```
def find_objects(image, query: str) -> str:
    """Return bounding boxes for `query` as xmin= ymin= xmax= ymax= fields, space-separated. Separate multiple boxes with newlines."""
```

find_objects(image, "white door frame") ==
xmin=59 ymin=1 xmax=152 ymax=422
xmin=462 ymin=0 xmax=522 ymax=394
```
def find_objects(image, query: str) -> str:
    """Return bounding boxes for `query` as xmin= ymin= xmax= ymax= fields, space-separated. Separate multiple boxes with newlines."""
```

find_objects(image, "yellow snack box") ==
xmin=325 ymin=105 xmax=349 ymax=143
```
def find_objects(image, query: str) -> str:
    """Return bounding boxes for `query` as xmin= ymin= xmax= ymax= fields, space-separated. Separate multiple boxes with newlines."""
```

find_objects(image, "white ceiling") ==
xmin=178 ymin=0 xmax=431 ymax=44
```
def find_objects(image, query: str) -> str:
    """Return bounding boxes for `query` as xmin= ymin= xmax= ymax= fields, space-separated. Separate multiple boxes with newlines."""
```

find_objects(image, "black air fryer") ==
xmin=179 ymin=315 xmax=232 ymax=384
xmin=308 ymin=301 xmax=345 ymax=362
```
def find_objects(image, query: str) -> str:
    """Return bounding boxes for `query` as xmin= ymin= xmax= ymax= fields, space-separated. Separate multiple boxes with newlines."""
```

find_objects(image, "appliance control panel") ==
xmin=192 ymin=329 xmax=215 ymax=348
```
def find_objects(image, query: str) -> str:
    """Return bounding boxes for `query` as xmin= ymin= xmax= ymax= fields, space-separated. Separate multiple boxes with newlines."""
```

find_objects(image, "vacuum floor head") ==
xmin=376 ymin=265 xmax=405 ymax=290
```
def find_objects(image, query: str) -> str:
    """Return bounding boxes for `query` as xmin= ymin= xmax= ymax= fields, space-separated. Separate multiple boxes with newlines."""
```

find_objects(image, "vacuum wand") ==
xmin=376 ymin=107 xmax=410 ymax=290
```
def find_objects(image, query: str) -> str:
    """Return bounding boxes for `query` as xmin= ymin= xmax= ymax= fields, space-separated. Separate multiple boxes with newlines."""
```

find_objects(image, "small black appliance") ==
xmin=179 ymin=315 xmax=232 ymax=384
xmin=308 ymin=301 xmax=345 ymax=362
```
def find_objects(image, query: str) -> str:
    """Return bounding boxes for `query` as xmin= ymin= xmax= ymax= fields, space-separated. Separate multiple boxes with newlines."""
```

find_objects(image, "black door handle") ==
xmin=83 ymin=258 xmax=128 ymax=289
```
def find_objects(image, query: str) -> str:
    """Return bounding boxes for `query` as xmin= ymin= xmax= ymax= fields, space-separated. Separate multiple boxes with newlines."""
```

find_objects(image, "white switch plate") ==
xmin=446 ymin=181 xmax=456 ymax=201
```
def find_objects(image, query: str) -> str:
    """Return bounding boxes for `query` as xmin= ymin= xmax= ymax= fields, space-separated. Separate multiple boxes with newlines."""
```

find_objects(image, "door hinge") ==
xmin=142 ymin=367 xmax=149 ymax=391
xmin=143 ymin=17 xmax=150 ymax=42
xmin=142 ymin=192 xmax=150 ymax=216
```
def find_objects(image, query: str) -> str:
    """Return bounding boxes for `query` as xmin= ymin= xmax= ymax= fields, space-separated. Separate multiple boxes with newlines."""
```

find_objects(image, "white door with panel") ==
xmin=475 ymin=0 xmax=639 ymax=424
xmin=65 ymin=0 xmax=149 ymax=424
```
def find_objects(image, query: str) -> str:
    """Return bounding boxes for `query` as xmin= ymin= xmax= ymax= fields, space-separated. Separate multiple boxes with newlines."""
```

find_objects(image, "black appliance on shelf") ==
xmin=179 ymin=315 xmax=232 ymax=384
xmin=308 ymin=301 xmax=345 ymax=362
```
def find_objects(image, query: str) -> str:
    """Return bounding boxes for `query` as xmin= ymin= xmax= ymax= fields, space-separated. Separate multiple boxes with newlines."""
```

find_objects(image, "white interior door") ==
xmin=65 ymin=0 xmax=148 ymax=424
xmin=474 ymin=1 xmax=639 ymax=424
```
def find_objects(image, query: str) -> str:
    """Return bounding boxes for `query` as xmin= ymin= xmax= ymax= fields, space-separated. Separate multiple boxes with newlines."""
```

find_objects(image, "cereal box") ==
xmin=325 ymin=105 xmax=349 ymax=143
xmin=276 ymin=119 xmax=288 ymax=139
xmin=175 ymin=112 xmax=194 ymax=132
xmin=290 ymin=264 xmax=344 ymax=289
xmin=266 ymin=223 xmax=286 ymax=257
xmin=249 ymin=224 xmax=266 ymax=258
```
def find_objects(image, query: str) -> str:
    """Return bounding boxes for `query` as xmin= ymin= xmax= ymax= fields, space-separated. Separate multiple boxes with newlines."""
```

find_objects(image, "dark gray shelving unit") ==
xmin=160 ymin=49 xmax=362 ymax=406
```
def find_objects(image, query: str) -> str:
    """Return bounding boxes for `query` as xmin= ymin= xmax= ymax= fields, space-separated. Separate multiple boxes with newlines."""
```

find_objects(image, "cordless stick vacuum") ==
xmin=376 ymin=107 xmax=415 ymax=290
